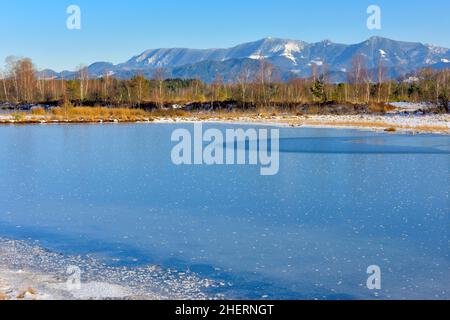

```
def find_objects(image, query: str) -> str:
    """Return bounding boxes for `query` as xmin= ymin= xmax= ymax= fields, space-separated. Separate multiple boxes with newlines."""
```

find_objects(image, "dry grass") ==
xmin=16 ymin=287 xmax=37 ymax=299
xmin=0 ymin=107 xmax=157 ymax=123
xmin=49 ymin=107 xmax=154 ymax=122
xmin=255 ymin=106 xmax=280 ymax=117
xmin=306 ymin=105 xmax=320 ymax=114
xmin=31 ymin=107 xmax=46 ymax=116
xmin=191 ymin=108 xmax=286 ymax=121
xmin=210 ymin=109 xmax=252 ymax=120
xmin=368 ymin=102 xmax=396 ymax=113
xmin=1 ymin=106 xmax=448 ymax=134
xmin=0 ymin=291 xmax=9 ymax=300
xmin=11 ymin=112 xmax=26 ymax=122
xmin=150 ymin=108 xmax=189 ymax=118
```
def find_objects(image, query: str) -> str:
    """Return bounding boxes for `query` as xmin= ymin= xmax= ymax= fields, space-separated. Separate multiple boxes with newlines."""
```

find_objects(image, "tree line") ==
xmin=0 ymin=55 xmax=448 ymax=111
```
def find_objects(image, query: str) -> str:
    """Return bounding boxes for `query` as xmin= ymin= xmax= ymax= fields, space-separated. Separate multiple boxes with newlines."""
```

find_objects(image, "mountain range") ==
xmin=38 ymin=36 xmax=450 ymax=83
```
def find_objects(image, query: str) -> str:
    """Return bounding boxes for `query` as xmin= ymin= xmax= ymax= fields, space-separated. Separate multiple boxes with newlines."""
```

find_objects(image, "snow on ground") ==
xmin=301 ymin=114 xmax=450 ymax=132
xmin=388 ymin=102 xmax=434 ymax=112
xmin=0 ymin=112 xmax=449 ymax=134
xmin=158 ymin=114 xmax=450 ymax=134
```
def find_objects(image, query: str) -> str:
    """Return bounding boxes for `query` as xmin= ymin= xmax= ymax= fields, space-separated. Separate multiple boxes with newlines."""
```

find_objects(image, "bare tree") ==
xmin=237 ymin=65 xmax=252 ymax=106
xmin=311 ymin=64 xmax=318 ymax=82
xmin=5 ymin=56 xmax=20 ymax=102
xmin=130 ymin=74 xmax=148 ymax=106
xmin=153 ymin=67 xmax=166 ymax=108
xmin=12 ymin=58 xmax=37 ymax=103
xmin=36 ymin=70 xmax=47 ymax=101
xmin=436 ymin=68 xmax=449 ymax=110
xmin=0 ymin=68 xmax=8 ymax=101
xmin=348 ymin=54 xmax=369 ymax=103
xmin=376 ymin=59 xmax=387 ymax=103
xmin=76 ymin=65 xmax=89 ymax=102
xmin=102 ymin=70 xmax=113 ymax=101
xmin=255 ymin=59 xmax=276 ymax=106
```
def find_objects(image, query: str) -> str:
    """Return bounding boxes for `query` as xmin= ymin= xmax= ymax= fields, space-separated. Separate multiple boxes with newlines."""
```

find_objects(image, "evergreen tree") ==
xmin=310 ymin=75 xmax=327 ymax=103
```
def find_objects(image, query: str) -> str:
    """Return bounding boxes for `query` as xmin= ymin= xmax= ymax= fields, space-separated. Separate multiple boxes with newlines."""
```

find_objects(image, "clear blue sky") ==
xmin=0 ymin=0 xmax=448 ymax=71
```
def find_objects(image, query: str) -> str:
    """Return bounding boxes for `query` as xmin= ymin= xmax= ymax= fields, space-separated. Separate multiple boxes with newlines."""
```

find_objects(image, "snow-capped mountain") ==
xmin=41 ymin=37 xmax=449 ymax=83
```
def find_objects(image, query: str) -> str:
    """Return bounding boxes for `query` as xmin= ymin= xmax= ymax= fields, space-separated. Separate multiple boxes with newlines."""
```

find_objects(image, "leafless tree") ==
xmin=255 ymin=59 xmax=276 ymax=106
xmin=311 ymin=64 xmax=318 ymax=82
xmin=76 ymin=65 xmax=89 ymax=102
xmin=153 ymin=67 xmax=166 ymax=108
xmin=0 ymin=68 xmax=8 ymax=101
xmin=348 ymin=54 xmax=369 ymax=103
xmin=5 ymin=56 xmax=20 ymax=102
xmin=237 ymin=65 xmax=252 ymax=106
xmin=376 ymin=59 xmax=387 ymax=103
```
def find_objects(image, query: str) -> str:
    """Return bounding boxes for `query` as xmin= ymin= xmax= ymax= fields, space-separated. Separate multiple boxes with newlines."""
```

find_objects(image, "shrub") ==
xmin=368 ymin=102 xmax=395 ymax=113
xmin=12 ymin=112 xmax=25 ymax=121
xmin=151 ymin=109 xmax=188 ymax=118
xmin=31 ymin=107 xmax=46 ymax=116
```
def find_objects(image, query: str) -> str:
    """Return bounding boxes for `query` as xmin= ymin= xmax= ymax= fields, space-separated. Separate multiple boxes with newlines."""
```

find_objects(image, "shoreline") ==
xmin=0 ymin=113 xmax=449 ymax=135
xmin=1 ymin=111 xmax=449 ymax=300
xmin=0 ymin=238 xmax=135 ymax=300
xmin=0 ymin=238 xmax=218 ymax=301
xmin=0 ymin=266 xmax=147 ymax=300
xmin=0 ymin=267 xmax=146 ymax=300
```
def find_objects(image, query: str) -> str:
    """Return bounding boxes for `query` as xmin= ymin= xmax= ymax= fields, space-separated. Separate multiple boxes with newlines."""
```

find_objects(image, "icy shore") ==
xmin=1 ymin=113 xmax=448 ymax=134
xmin=0 ymin=238 xmax=221 ymax=300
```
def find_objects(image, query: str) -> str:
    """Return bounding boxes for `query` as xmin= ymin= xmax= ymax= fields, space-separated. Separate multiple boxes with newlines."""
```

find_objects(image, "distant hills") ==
xmin=38 ymin=36 xmax=450 ymax=83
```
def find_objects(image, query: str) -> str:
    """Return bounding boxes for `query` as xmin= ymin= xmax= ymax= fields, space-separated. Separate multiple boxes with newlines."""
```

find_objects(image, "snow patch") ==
xmin=280 ymin=42 xmax=302 ymax=65
xmin=249 ymin=54 xmax=266 ymax=60
xmin=146 ymin=55 xmax=158 ymax=65
xmin=427 ymin=44 xmax=448 ymax=55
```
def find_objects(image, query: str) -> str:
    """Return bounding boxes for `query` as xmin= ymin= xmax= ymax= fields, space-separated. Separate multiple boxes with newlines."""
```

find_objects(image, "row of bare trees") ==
xmin=0 ymin=57 xmax=37 ymax=103
xmin=0 ymin=56 xmax=448 ymax=110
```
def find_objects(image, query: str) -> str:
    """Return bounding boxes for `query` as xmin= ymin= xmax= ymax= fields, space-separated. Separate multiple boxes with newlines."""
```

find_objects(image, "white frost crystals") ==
xmin=171 ymin=123 xmax=280 ymax=176
xmin=66 ymin=265 xmax=82 ymax=291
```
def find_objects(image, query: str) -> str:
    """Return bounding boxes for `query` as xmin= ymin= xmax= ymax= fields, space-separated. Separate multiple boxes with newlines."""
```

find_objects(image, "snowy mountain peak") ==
xmin=426 ymin=43 xmax=448 ymax=55
xmin=40 ymin=37 xmax=450 ymax=83
xmin=281 ymin=41 xmax=304 ymax=65
xmin=320 ymin=39 xmax=334 ymax=45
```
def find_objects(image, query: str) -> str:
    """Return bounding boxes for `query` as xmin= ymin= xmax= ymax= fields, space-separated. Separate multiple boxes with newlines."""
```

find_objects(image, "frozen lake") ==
xmin=0 ymin=123 xmax=449 ymax=299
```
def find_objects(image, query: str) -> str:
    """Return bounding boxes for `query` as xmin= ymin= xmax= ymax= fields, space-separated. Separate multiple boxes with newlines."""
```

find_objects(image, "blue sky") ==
xmin=0 ymin=0 xmax=448 ymax=71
